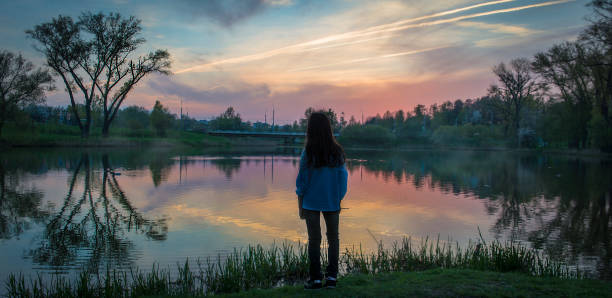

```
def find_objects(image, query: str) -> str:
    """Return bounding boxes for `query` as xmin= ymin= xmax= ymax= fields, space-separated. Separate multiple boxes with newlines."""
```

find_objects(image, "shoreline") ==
xmin=340 ymin=144 xmax=612 ymax=158
xmin=5 ymin=238 xmax=612 ymax=297
xmin=3 ymin=238 xmax=596 ymax=297
xmin=1 ymin=134 xmax=610 ymax=158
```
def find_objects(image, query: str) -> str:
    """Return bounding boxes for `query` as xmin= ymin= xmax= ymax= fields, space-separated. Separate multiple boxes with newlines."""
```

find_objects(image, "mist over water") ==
xmin=0 ymin=147 xmax=610 ymax=282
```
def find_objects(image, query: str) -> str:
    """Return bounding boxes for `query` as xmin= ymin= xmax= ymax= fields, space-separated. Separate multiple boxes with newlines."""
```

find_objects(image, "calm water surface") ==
xmin=0 ymin=147 xmax=610 ymax=283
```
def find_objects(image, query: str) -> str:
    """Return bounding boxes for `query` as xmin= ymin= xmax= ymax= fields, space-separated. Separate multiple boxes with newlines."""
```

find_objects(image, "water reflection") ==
xmin=345 ymin=150 xmax=612 ymax=278
xmin=149 ymin=155 xmax=174 ymax=187
xmin=0 ymin=148 xmax=610 ymax=279
xmin=0 ymin=163 xmax=49 ymax=239
xmin=29 ymin=153 xmax=168 ymax=271
xmin=211 ymin=158 xmax=242 ymax=180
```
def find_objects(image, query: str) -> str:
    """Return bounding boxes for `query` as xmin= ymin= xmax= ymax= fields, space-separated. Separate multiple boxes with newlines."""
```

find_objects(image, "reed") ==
xmin=343 ymin=236 xmax=578 ymax=279
xmin=5 ymin=237 xmax=580 ymax=297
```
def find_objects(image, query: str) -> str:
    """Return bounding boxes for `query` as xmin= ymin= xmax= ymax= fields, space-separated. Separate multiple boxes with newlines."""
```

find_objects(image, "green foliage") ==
xmin=150 ymin=101 xmax=174 ymax=137
xmin=300 ymin=107 xmax=342 ymax=132
xmin=210 ymin=107 xmax=244 ymax=130
xmin=0 ymin=118 xmax=230 ymax=148
xmin=396 ymin=117 xmax=430 ymax=143
xmin=0 ymin=50 xmax=53 ymax=137
xmin=338 ymin=124 xmax=396 ymax=146
xmin=115 ymin=106 xmax=150 ymax=130
xmin=588 ymin=110 xmax=612 ymax=151
xmin=431 ymin=125 xmax=505 ymax=147
xmin=536 ymin=101 xmax=572 ymax=148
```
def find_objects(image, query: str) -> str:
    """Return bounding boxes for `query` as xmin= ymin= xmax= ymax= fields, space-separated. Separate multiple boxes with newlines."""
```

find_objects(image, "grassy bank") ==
xmin=338 ymin=143 xmax=612 ymax=158
xmin=0 ymin=123 xmax=296 ymax=149
xmin=6 ymin=237 xmax=586 ymax=297
xmin=2 ymin=123 xmax=610 ymax=157
xmin=2 ymin=132 xmax=230 ymax=148
xmin=0 ymin=123 xmax=232 ymax=148
xmin=223 ymin=269 xmax=612 ymax=298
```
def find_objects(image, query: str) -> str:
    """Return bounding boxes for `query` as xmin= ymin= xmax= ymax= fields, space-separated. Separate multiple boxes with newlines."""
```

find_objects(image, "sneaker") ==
xmin=304 ymin=279 xmax=322 ymax=290
xmin=324 ymin=277 xmax=337 ymax=289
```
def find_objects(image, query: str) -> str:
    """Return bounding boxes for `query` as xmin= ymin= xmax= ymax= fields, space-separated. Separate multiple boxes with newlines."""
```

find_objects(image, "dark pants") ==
xmin=303 ymin=209 xmax=340 ymax=280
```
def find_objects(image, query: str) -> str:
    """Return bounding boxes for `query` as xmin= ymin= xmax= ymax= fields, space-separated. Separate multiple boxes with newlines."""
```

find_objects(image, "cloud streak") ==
xmin=175 ymin=0 xmax=516 ymax=73
xmin=176 ymin=0 xmax=572 ymax=73
xmin=456 ymin=21 xmax=535 ymax=36
xmin=147 ymin=75 xmax=271 ymax=105
xmin=288 ymin=45 xmax=451 ymax=72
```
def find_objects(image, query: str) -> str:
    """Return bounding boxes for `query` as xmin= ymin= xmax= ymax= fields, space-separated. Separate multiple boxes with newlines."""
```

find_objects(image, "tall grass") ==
xmin=343 ymin=236 xmax=578 ymax=278
xmin=5 ymin=237 xmax=580 ymax=297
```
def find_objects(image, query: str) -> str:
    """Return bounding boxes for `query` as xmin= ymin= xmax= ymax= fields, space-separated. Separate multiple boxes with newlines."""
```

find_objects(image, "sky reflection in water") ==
xmin=0 ymin=148 xmax=610 ymax=281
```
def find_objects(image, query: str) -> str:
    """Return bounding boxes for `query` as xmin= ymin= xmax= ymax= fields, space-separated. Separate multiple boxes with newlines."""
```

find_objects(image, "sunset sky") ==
xmin=0 ymin=0 xmax=591 ymax=124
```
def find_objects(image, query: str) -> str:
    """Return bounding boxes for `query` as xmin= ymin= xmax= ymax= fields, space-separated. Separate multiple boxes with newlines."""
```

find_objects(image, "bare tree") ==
xmin=532 ymin=42 xmax=593 ymax=148
xmin=27 ymin=12 xmax=171 ymax=138
xmin=488 ymin=58 xmax=538 ymax=145
xmin=530 ymin=1 xmax=611 ymax=150
xmin=27 ymin=16 xmax=89 ymax=136
xmin=582 ymin=0 xmax=612 ymax=150
xmin=582 ymin=0 xmax=612 ymax=48
xmin=0 ymin=50 xmax=53 ymax=137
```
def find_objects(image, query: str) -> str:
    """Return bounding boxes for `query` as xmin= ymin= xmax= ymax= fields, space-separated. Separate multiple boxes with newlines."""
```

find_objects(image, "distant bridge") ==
xmin=207 ymin=130 xmax=339 ymax=143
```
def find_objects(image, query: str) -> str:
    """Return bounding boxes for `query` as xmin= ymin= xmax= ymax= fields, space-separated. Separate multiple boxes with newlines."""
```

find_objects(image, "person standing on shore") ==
xmin=296 ymin=112 xmax=348 ymax=290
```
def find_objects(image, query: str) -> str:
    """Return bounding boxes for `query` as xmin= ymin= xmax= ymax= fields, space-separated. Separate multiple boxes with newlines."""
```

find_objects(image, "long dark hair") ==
xmin=305 ymin=112 xmax=345 ymax=168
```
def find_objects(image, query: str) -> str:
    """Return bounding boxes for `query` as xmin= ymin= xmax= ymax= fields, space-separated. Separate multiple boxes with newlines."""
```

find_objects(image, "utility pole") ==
xmin=272 ymin=106 xmax=275 ymax=131
xmin=361 ymin=111 xmax=364 ymax=125
xmin=180 ymin=99 xmax=183 ymax=131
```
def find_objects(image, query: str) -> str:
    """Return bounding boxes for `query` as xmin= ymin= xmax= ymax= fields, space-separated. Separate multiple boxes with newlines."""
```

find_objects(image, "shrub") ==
xmin=431 ymin=124 xmax=505 ymax=147
xmin=338 ymin=124 xmax=396 ymax=146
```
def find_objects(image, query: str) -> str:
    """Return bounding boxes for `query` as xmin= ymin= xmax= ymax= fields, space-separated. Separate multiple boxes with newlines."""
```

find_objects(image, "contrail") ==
xmin=176 ymin=0 xmax=572 ymax=74
xmin=349 ymin=0 xmax=573 ymax=37
xmin=281 ymin=0 xmax=518 ymax=49
xmin=289 ymin=46 xmax=450 ymax=72
xmin=175 ymin=0 xmax=516 ymax=74
xmin=300 ymin=35 xmax=394 ymax=52
xmin=329 ymin=0 xmax=517 ymax=39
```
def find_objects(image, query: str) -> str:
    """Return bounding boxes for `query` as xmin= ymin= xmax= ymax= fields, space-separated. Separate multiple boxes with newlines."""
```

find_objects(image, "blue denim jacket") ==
xmin=296 ymin=150 xmax=348 ymax=211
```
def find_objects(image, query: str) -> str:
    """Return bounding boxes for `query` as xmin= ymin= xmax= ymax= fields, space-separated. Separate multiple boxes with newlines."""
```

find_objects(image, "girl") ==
xmin=296 ymin=112 xmax=348 ymax=290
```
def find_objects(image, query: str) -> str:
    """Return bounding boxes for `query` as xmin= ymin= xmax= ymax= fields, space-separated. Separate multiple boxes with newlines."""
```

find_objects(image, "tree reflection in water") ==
xmin=31 ymin=154 xmax=168 ymax=271
xmin=346 ymin=151 xmax=612 ymax=279
xmin=0 ymin=149 xmax=608 ymax=278
xmin=211 ymin=158 xmax=242 ymax=180
xmin=149 ymin=155 xmax=175 ymax=187
xmin=0 ymin=163 xmax=49 ymax=239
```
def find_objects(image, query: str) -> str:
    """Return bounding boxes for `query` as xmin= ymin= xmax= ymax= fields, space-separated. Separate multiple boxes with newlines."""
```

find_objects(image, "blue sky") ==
xmin=0 ymin=0 xmax=592 ymax=123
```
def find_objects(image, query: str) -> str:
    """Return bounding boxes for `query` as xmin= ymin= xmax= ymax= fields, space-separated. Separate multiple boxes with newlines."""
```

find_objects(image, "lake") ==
xmin=0 ymin=147 xmax=610 ymax=284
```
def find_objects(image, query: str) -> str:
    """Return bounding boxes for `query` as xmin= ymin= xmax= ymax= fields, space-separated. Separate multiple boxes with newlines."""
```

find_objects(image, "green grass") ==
xmin=5 ymin=237 xmax=588 ymax=297
xmin=0 ymin=123 xmax=230 ymax=148
xmin=221 ymin=269 xmax=612 ymax=298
